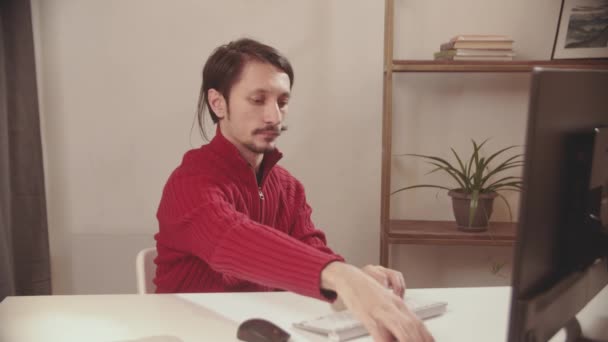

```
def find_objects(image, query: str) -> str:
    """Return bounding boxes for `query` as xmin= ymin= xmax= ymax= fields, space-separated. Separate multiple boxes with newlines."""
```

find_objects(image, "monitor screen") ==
xmin=508 ymin=68 xmax=608 ymax=342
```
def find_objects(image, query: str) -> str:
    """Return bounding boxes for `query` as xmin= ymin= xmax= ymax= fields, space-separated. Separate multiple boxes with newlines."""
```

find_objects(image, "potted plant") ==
xmin=392 ymin=139 xmax=524 ymax=232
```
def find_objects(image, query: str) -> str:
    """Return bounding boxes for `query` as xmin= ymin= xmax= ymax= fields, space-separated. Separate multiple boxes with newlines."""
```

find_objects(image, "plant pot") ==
xmin=448 ymin=190 xmax=498 ymax=232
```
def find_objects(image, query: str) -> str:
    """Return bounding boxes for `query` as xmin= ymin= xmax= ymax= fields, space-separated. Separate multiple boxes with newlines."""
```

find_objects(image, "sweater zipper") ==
xmin=258 ymin=186 xmax=265 ymax=221
xmin=252 ymin=169 xmax=265 ymax=221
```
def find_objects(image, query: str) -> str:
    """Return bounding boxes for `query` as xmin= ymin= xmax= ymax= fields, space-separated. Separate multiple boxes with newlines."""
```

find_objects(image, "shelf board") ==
xmin=391 ymin=60 xmax=608 ymax=72
xmin=386 ymin=220 xmax=517 ymax=246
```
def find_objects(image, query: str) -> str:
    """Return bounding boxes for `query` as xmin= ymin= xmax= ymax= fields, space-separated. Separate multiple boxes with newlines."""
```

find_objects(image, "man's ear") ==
xmin=207 ymin=89 xmax=227 ymax=119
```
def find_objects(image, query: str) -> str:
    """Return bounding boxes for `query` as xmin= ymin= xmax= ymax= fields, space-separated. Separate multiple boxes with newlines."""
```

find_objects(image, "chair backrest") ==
xmin=136 ymin=247 xmax=157 ymax=294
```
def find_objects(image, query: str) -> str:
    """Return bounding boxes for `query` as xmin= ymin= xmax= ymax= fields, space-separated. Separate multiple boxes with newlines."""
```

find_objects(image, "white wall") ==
xmin=31 ymin=0 xmax=562 ymax=294
xmin=32 ymin=0 xmax=383 ymax=294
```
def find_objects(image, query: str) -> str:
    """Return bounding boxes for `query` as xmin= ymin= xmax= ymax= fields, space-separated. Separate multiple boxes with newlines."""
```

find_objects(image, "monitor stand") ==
xmin=563 ymin=317 xmax=607 ymax=342
xmin=521 ymin=258 xmax=608 ymax=342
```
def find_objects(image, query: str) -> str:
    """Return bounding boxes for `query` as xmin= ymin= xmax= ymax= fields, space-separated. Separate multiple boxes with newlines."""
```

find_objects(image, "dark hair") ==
xmin=196 ymin=38 xmax=294 ymax=141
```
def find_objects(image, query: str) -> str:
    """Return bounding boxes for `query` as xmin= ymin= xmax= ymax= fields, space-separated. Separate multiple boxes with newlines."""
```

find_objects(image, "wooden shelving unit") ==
xmin=387 ymin=220 xmax=516 ymax=246
xmin=379 ymin=0 xmax=608 ymax=266
xmin=392 ymin=60 xmax=608 ymax=72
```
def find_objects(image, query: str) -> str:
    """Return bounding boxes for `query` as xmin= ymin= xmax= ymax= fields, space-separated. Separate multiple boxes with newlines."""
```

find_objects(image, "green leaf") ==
xmin=450 ymin=147 xmax=468 ymax=179
xmin=481 ymin=163 xmax=524 ymax=182
xmin=426 ymin=162 xmax=467 ymax=190
xmin=465 ymin=143 xmax=477 ymax=183
xmin=481 ymin=155 xmax=524 ymax=185
xmin=496 ymin=193 xmax=515 ymax=223
xmin=395 ymin=153 xmax=458 ymax=171
xmin=474 ymin=157 xmax=486 ymax=189
xmin=392 ymin=138 xmax=525 ymax=200
xmin=391 ymin=184 xmax=452 ymax=196
xmin=480 ymin=145 xmax=521 ymax=171
xmin=486 ymin=184 xmax=523 ymax=193
xmin=491 ymin=261 xmax=507 ymax=275
xmin=424 ymin=165 xmax=444 ymax=176
xmin=470 ymin=139 xmax=489 ymax=190
xmin=468 ymin=189 xmax=480 ymax=227
xmin=486 ymin=183 xmax=523 ymax=193
xmin=394 ymin=153 xmax=470 ymax=190
xmin=475 ymin=138 xmax=491 ymax=151
xmin=466 ymin=139 xmax=488 ymax=179
xmin=484 ymin=177 xmax=523 ymax=191
xmin=472 ymin=140 xmax=481 ymax=176
xmin=480 ymin=165 xmax=523 ymax=188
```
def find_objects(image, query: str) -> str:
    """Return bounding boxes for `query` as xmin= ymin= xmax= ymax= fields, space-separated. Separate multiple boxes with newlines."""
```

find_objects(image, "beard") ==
xmin=244 ymin=141 xmax=276 ymax=154
xmin=245 ymin=125 xmax=288 ymax=153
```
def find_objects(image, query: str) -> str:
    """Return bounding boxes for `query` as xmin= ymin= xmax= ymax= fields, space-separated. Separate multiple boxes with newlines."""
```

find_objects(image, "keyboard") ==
xmin=293 ymin=297 xmax=447 ymax=342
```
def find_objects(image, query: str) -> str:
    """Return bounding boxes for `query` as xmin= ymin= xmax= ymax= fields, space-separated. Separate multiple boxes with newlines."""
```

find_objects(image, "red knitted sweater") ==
xmin=154 ymin=130 xmax=344 ymax=300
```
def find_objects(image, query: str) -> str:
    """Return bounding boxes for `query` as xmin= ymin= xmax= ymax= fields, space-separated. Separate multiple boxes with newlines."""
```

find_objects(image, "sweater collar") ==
xmin=208 ymin=126 xmax=283 ymax=182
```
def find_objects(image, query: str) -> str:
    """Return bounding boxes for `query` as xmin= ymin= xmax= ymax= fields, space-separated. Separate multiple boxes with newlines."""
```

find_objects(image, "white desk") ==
xmin=1 ymin=286 xmax=606 ymax=342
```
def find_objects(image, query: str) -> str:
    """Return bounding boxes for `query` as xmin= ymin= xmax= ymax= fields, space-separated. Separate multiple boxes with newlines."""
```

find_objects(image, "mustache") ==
xmin=253 ymin=125 xmax=288 ymax=135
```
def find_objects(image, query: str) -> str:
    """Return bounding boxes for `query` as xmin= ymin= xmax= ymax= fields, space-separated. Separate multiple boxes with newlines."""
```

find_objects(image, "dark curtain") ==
xmin=0 ymin=0 xmax=51 ymax=301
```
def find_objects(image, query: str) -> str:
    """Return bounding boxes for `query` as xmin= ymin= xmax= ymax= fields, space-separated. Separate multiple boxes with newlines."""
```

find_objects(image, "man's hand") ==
xmin=322 ymin=262 xmax=434 ymax=342
xmin=362 ymin=264 xmax=406 ymax=298
xmin=330 ymin=264 xmax=407 ymax=311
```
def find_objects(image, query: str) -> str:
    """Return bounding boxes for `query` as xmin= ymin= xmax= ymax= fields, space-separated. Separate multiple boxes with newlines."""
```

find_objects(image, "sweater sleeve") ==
xmin=157 ymin=180 xmax=342 ymax=301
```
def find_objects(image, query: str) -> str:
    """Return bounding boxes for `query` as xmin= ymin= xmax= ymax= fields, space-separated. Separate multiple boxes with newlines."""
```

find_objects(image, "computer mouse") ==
xmin=237 ymin=318 xmax=291 ymax=342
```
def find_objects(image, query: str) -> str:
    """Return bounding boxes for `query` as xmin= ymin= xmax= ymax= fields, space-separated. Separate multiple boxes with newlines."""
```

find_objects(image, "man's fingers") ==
xmin=364 ymin=266 xmax=389 ymax=288
xmin=374 ymin=307 xmax=418 ymax=342
xmin=362 ymin=265 xmax=407 ymax=296
xmin=345 ymin=265 xmax=434 ymax=341
xmin=370 ymin=327 xmax=393 ymax=342
xmin=366 ymin=314 xmax=399 ymax=342
xmin=389 ymin=297 xmax=432 ymax=342
xmin=398 ymin=273 xmax=406 ymax=297
xmin=363 ymin=317 xmax=392 ymax=342
xmin=395 ymin=307 xmax=434 ymax=342
xmin=417 ymin=320 xmax=434 ymax=342
xmin=386 ymin=270 xmax=405 ymax=297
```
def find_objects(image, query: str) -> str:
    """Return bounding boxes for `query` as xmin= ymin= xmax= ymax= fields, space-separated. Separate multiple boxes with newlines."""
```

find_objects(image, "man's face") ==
xmin=214 ymin=60 xmax=290 ymax=156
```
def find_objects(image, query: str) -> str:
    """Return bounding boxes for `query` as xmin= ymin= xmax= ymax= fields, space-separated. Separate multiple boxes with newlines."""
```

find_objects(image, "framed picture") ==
xmin=552 ymin=0 xmax=608 ymax=59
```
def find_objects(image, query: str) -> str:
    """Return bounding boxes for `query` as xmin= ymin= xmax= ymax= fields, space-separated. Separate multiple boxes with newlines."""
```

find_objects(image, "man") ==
xmin=155 ymin=38 xmax=433 ymax=342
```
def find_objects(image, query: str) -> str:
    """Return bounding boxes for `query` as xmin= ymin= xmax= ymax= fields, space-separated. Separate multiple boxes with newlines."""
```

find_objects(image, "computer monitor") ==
xmin=508 ymin=68 xmax=608 ymax=342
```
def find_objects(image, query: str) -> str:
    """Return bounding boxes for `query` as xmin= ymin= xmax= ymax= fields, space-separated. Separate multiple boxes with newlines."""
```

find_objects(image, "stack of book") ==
xmin=434 ymin=35 xmax=515 ymax=61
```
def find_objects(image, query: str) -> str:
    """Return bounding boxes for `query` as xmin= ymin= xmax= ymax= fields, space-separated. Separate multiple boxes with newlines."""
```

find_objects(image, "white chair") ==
xmin=136 ymin=247 xmax=157 ymax=294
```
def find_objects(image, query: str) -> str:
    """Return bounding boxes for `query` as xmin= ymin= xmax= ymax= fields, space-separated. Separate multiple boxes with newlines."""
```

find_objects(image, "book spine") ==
xmin=451 ymin=35 xmax=512 ymax=42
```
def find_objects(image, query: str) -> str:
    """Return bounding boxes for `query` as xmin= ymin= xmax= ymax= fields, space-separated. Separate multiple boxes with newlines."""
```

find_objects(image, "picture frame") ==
xmin=552 ymin=0 xmax=608 ymax=60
